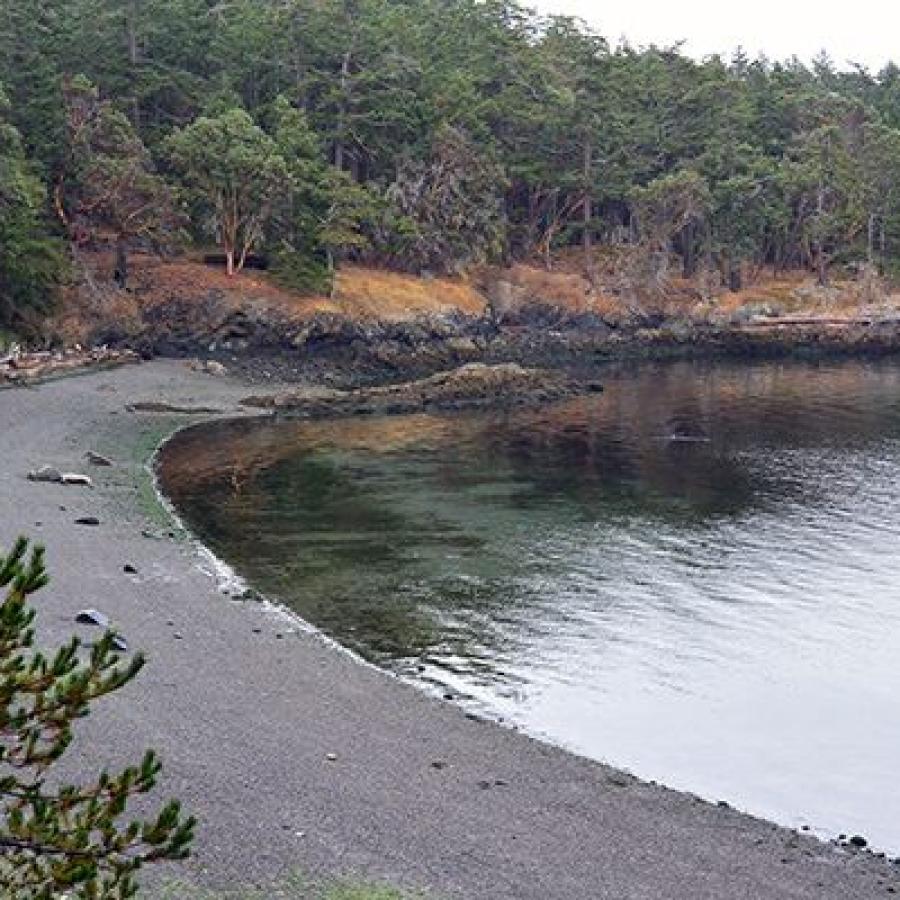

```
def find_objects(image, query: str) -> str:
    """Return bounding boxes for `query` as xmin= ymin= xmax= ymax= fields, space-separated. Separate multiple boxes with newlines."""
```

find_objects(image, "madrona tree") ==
xmin=166 ymin=108 xmax=291 ymax=275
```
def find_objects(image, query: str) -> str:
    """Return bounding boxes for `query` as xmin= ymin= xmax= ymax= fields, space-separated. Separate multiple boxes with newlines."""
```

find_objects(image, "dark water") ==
xmin=159 ymin=359 xmax=900 ymax=851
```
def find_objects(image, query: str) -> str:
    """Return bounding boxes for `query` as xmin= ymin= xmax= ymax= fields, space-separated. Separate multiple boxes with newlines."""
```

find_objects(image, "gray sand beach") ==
xmin=1 ymin=359 xmax=896 ymax=899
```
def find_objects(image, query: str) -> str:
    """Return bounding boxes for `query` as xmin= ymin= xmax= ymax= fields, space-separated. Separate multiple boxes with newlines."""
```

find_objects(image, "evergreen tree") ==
xmin=0 ymin=89 xmax=64 ymax=333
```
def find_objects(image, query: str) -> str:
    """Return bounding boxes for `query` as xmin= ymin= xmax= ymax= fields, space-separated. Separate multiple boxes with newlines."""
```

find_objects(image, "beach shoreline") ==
xmin=1 ymin=358 xmax=896 ymax=899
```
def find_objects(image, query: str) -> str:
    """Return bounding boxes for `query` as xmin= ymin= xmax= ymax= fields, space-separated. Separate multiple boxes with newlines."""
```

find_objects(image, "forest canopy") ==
xmin=3 ymin=0 xmax=900 ymax=328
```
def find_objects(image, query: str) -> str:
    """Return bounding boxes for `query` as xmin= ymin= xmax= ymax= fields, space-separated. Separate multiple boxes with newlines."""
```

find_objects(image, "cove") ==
xmin=157 ymin=358 xmax=900 ymax=852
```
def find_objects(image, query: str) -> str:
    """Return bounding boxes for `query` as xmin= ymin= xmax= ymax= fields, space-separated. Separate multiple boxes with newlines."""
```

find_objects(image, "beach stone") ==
xmin=60 ymin=472 xmax=93 ymax=486
xmin=204 ymin=360 xmax=227 ymax=376
xmin=85 ymin=451 xmax=114 ymax=466
xmin=76 ymin=608 xmax=110 ymax=628
xmin=27 ymin=465 xmax=63 ymax=483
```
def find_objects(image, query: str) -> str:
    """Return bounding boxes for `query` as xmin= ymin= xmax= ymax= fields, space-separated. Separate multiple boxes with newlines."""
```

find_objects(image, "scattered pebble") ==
xmin=75 ymin=516 xmax=100 ymax=526
xmin=173 ymin=632 xmax=183 ymax=640
xmin=75 ymin=610 xmax=127 ymax=651
xmin=85 ymin=451 xmax=114 ymax=467
xmin=431 ymin=761 xmax=446 ymax=770
xmin=849 ymin=835 xmax=868 ymax=848
xmin=325 ymin=753 xmax=338 ymax=762
xmin=76 ymin=608 xmax=109 ymax=627
xmin=123 ymin=564 xmax=138 ymax=574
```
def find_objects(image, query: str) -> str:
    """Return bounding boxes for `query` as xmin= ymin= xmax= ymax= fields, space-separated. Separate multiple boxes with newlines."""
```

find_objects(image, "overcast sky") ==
xmin=536 ymin=1 xmax=897 ymax=72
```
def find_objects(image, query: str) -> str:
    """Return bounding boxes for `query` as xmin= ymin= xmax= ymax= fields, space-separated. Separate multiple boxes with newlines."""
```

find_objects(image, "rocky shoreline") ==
xmin=128 ymin=305 xmax=900 ymax=389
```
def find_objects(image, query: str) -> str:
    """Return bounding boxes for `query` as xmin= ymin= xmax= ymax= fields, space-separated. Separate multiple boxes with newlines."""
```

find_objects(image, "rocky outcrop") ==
xmin=241 ymin=362 xmax=599 ymax=416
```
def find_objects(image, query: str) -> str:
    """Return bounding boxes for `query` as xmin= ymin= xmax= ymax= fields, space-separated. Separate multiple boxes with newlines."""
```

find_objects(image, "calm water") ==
xmin=159 ymin=359 xmax=900 ymax=851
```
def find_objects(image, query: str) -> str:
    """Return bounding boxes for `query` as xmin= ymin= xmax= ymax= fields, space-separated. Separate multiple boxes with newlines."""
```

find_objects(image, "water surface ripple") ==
xmin=159 ymin=359 xmax=900 ymax=850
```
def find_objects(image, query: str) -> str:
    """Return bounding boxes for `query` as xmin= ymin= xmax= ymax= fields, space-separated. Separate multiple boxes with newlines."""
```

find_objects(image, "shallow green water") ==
xmin=159 ymin=358 xmax=900 ymax=851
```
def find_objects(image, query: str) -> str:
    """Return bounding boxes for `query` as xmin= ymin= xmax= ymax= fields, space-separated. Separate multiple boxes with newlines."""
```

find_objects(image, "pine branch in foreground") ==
xmin=0 ymin=537 xmax=195 ymax=898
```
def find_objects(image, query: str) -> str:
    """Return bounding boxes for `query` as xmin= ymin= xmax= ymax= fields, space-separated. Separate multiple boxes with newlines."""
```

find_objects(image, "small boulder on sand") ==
xmin=85 ymin=451 xmax=114 ymax=466
xmin=27 ymin=466 xmax=93 ymax=486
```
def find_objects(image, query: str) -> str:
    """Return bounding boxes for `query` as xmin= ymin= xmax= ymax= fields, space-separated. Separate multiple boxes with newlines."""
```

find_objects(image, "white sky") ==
xmin=536 ymin=0 xmax=898 ymax=72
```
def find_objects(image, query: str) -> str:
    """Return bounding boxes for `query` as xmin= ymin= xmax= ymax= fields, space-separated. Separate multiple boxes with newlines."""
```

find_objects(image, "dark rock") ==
xmin=127 ymin=401 xmax=222 ymax=414
xmin=849 ymin=835 xmax=868 ymax=848
xmin=75 ymin=516 xmax=100 ymax=526
xmin=76 ymin=610 xmax=128 ymax=651
xmin=76 ymin=608 xmax=110 ymax=628
xmin=123 ymin=564 xmax=138 ymax=574
xmin=28 ymin=465 xmax=63 ymax=483
xmin=85 ymin=451 xmax=114 ymax=466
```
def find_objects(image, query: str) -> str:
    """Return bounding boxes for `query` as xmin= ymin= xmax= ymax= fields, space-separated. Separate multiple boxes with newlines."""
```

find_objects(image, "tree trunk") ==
xmin=815 ymin=184 xmax=828 ymax=287
xmin=126 ymin=0 xmax=140 ymax=126
xmin=582 ymin=138 xmax=592 ymax=268
xmin=682 ymin=221 xmax=697 ymax=278
xmin=334 ymin=49 xmax=352 ymax=171
xmin=114 ymin=236 xmax=129 ymax=290
xmin=225 ymin=249 xmax=235 ymax=276
xmin=868 ymin=212 xmax=876 ymax=265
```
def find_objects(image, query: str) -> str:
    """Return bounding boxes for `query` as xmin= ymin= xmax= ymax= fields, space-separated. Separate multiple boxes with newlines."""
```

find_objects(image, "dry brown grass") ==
xmin=331 ymin=266 xmax=486 ymax=319
xmin=52 ymin=254 xmax=487 ymax=343
xmin=49 ymin=249 xmax=900 ymax=347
